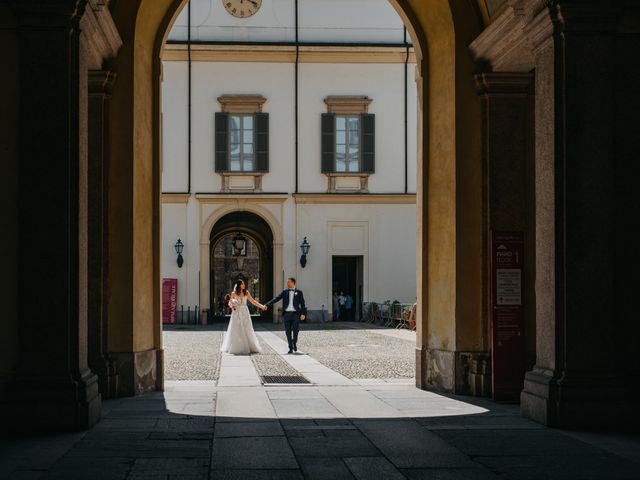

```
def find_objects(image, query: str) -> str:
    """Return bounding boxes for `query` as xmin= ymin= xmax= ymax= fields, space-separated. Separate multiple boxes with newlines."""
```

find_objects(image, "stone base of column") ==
xmin=3 ymin=370 xmax=101 ymax=433
xmin=416 ymin=347 xmax=491 ymax=395
xmin=90 ymin=356 xmax=119 ymax=400
xmin=155 ymin=348 xmax=164 ymax=392
xmin=521 ymin=367 xmax=635 ymax=429
xmin=110 ymin=348 xmax=161 ymax=397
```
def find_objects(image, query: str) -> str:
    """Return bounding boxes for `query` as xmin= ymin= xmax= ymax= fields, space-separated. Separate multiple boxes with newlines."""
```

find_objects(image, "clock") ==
xmin=222 ymin=0 xmax=262 ymax=18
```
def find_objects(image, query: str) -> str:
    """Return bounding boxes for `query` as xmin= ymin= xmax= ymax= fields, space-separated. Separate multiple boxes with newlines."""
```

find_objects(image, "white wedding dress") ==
xmin=220 ymin=295 xmax=262 ymax=355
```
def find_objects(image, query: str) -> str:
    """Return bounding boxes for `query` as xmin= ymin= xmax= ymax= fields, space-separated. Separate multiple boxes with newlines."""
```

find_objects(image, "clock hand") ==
xmin=247 ymin=0 xmax=258 ymax=6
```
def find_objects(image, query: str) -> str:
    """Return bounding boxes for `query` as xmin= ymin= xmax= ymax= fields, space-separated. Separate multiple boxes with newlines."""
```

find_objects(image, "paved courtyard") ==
xmin=2 ymin=322 xmax=639 ymax=479
xmin=163 ymin=322 xmax=416 ymax=382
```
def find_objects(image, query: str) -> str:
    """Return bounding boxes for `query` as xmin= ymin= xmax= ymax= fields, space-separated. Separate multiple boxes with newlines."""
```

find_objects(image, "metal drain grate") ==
xmin=262 ymin=375 xmax=310 ymax=385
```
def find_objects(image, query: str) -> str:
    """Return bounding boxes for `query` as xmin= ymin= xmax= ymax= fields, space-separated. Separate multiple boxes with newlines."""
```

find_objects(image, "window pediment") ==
xmin=218 ymin=94 xmax=267 ymax=114
xmin=324 ymin=95 xmax=372 ymax=114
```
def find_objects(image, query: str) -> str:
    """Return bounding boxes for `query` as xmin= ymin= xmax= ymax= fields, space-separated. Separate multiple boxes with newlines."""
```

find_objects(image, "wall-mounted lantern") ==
xmin=232 ymin=232 xmax=247 ymax=256
xmin=174 ymin=239 xmax=184 ymax=268
xmin=300 ymin=237 xmax=310 ymax=268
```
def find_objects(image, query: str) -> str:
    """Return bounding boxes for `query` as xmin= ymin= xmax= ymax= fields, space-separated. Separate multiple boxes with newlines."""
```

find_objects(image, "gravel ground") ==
xmin=251 ymin=338 xmax=301 ymax=378
xmin=163 ymin=322 xmax=415 ymax=381
xmin=265 ymin=322 xmax=415 ymax=379
xmin=162 ymin=325 xmax=224 ymax=380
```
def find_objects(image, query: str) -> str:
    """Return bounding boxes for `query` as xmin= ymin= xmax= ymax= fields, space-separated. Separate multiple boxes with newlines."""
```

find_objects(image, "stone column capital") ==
xmin=474 ymin=72 xmax=534 ymax=96
xmin=88 ymin=70 xmax=117 ymax=96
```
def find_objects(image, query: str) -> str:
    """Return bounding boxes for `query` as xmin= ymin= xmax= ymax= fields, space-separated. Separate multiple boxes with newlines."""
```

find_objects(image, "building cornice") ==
xmin=194 ymin=193 xmax=289 ymax=204
xmin=162 ymin=44 xmax=416 ymax=64
xmin=294 ymin=194 xmax=416 ymax=205
xmin=161 ymin=193 xmax=191 ymax=204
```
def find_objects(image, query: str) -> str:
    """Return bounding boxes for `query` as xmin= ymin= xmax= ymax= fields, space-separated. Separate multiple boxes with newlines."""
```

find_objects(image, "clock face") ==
xmin=222 ymin=0 xmax=262 ymax=18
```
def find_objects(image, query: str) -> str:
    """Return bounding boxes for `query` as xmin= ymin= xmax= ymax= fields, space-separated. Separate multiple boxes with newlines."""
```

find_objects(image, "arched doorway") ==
xmin=209 ymin=212 xmax=274 ymax=320
xmin=108 ymin=0 xmax=485 ymax=397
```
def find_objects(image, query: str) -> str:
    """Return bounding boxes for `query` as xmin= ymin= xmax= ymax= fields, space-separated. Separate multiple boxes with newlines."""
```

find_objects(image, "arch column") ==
xmin=401 ymin=0 xmax=485 ymax=395
xmin=520 ymin=3 xmax=637 ymax=428
xmin=3 ymin=0 xmax=120 ymax=431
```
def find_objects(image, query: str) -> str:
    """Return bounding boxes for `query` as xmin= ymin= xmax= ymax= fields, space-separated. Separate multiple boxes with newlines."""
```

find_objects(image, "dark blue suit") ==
xmin=264 ymin=288 xmax=307 ymax=350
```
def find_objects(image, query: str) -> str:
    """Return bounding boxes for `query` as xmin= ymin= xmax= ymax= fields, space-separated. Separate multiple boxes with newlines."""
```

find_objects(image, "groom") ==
xmin=262 ymin=277 xmax=307 ymax=354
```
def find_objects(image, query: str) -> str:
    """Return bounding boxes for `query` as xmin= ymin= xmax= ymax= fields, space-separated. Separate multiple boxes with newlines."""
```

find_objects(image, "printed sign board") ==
xmin=162 ymin=278 xmax=178 ymax=324
xmin=490 ymin=232 xmax=524 ymax=401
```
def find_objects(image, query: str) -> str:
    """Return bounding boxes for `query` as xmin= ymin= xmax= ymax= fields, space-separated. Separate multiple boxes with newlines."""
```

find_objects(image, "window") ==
xmin=335 ymin=115 xmax=361 ymax=172
xmin=215 ymin=95 xmax=269 ymax=174
xmin=321 ymin=112 xmax=375 ymax=174
xmin=229 ymin=114 xmax=254 ymax=172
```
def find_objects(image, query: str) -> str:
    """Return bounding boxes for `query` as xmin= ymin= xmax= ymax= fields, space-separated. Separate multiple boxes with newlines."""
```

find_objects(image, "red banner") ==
xmin=162 ymin=278 xmax=178 ymax=324
xmin=490 ymin=232 xmax=524 ymax=401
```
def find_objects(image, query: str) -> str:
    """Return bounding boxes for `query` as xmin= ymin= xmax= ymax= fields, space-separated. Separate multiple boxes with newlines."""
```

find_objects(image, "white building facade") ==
xmin=161 ymin=0 xmax=417 ymax=321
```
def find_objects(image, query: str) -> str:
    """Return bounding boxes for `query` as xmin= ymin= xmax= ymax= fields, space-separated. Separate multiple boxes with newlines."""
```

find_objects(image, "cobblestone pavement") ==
xmin=251 ymin=339 xmax=301 ymax=379
xmin=264 ymin=321 xmax=416 ymax=379
xmin=164 ymin=321 xmax=415 ymax=381
xmin=163 ymin=325 xmax=224 ymax=381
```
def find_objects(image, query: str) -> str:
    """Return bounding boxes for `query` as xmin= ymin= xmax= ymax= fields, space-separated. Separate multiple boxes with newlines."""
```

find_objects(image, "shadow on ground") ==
xmin=2 ymin=385 xmax=639 ymax=480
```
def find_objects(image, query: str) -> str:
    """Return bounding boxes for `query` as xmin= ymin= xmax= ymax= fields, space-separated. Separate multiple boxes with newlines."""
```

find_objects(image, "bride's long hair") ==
xmin=232 ymin=279 xmax=248 ymax=296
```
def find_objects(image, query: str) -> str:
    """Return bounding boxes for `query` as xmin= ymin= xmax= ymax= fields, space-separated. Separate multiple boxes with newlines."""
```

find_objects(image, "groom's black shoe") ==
xmin=287 ymin=348 xmax=293 ymax=354
xmin=293 ymin=344 xmax=297 ymax=352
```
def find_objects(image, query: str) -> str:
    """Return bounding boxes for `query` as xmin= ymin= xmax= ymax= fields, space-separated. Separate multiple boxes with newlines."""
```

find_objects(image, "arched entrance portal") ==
xmin=209 ymin=212 xmax=274 ymax=320
xmin=110 ymin=0 xmax=485 ymax=398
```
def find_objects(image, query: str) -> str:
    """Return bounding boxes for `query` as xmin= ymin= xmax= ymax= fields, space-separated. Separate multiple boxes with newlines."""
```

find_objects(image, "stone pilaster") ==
xmin=520 ymin=2 xmax=633 ymax=428
xmin=88 ymin=70 xmax=119 ymax=399
xmin=4 ymin=0 xmax=102 ymax=432
xmin=475 ymin=72 xmax=535 ymax=396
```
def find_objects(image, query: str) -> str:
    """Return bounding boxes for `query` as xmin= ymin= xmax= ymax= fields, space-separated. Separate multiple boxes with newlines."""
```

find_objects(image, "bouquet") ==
xmin=228 ymin=297 xmax=240 ymax=309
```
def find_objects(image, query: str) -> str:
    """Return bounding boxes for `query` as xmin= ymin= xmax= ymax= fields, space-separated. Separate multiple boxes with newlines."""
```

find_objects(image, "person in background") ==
xmin=345 ymin=291 xmax=354 ymax=321
xmin=332 ymin=290 xmax=341 ymax=321
xmin=338 ymin=291 xmax=347 ymax=321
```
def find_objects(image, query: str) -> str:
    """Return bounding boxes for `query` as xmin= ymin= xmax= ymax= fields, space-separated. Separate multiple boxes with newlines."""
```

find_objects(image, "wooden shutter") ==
xmin=321 ymin=113 xmax=336 ymax=173
xmin=255 ymin=112 xmax=269 ymax=172
xmin=214 ymin=112 xmax=229 ymax=172
xmin=361 ymin=113 xmax=375 ymax=173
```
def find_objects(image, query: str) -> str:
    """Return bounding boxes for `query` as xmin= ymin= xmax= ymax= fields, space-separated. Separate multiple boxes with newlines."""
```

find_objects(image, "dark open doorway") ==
xmin=332 ymin=256 xmax=364 ymax=321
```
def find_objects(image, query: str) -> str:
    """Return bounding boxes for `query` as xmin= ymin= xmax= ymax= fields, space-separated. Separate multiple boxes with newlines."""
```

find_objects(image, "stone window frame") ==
xmin=216 ymin=95 xmax=268 ymax=192
xmin=323 ymin=95 xmax=374 ymax=193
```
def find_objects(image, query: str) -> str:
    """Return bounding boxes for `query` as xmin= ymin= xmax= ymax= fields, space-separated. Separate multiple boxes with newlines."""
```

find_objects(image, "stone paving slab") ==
xmin=343 ymin=457 xmax=406 ymax=480
xmin=217 ymin=354 xmax=262 ymax=387
xmin=214 ymin=421 xmax=285 ymax=438
xmin=216 ymin=388 xmax=276 ymax=421
xmin=400 ymin=467 xmax=501 ymax=480
xmin=41 ymin=456 xmax=133 ymax=480
xmin=270 ymin=397 xmax=343 ymax=419
xmin=318 ymin=387 xmax=404 ymax=418
xmin=288 ymin=433 xmax=380 ymax=458
xmin=433 ymin=428 xmax=611 ymax=457
xmin=211 ymin=437 xmax=298 ymax=470
xmin=210 ymin=470 xmax=303 ymax=480
xmin=297 ymin=457 xmax=355 ymax=480
xmin=128 ymin=458 xmax=209 ymax=480
xmin=353 ymin=419 xmax=478 ymax=469
xmin=475 ymin=454 xmax=640 ymax=480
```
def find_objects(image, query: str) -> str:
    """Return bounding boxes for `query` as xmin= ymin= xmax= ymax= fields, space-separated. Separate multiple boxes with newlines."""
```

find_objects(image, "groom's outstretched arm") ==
xmin=263 ymin=290 xmax=285 ymax=308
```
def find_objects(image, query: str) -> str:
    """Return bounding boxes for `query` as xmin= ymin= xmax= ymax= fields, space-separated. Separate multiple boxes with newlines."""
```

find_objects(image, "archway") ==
xmin=107 ymin=0 xmax=484 ymax=396
xmin=209 ymin=211 xmax=274 ymax=321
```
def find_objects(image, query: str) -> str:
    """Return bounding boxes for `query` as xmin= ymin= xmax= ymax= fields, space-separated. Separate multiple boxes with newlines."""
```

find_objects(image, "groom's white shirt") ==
xmin=286 ymin=289 xmax=296 ymax=312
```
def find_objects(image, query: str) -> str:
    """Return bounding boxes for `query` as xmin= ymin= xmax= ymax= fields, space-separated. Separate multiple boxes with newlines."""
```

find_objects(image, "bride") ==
xmin=220 ymin=279 xmax=265 ymax=355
